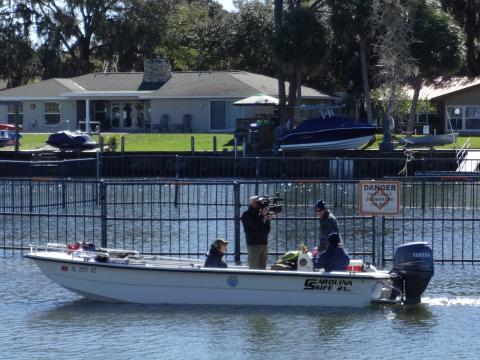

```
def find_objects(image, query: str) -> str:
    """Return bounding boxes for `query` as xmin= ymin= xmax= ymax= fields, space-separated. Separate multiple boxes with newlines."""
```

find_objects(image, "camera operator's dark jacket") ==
xmin=204 ymin=245 xmax=227 ymax=268
xmin=241 ymin=206 xmax=271 ymax=246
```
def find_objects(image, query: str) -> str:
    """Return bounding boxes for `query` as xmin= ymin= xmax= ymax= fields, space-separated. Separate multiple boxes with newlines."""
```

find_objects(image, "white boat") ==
xmin=397 ymin=132 xmax=458 ymax=147
xmin=24 ymin=242 xmax=434 ymax=308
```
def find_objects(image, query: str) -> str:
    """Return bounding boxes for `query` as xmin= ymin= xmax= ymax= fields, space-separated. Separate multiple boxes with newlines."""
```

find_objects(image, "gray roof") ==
xmin=0 ymin=78 xmax=84 ymax=98
xmin=0 ymin=71 xmax=333 ymax=100
xmin=72 ymin=72 xmax=145 ymax=91
xmin=148 ymin=71 xmax=331 ymax=98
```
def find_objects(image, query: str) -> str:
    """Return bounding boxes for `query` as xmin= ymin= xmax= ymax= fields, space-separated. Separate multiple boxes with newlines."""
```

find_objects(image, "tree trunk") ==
xmin=465 ymin=0 xmax=480 ymax=75
xmin=407 ymin=75 xmax=422 ymax=133
xmin=359 ymin=37 xmax=373 ymax=124
xmin=287 ymin=69 xmax=298 ymax=121
xmin=274 ymin=0 xmax=287 ymax=124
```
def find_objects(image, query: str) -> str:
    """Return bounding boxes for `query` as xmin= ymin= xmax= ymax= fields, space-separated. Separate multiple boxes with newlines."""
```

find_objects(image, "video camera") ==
xmin=258 ymin=192 xmax=283 ymax=214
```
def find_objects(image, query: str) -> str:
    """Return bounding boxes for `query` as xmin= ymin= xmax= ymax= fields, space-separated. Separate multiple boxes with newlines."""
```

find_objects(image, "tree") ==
xmin=440 ymin=0 xmax=480 ymax=75
xmin=273 ymin=2 xmax=328 ymax=120
xmin=20 ymin=0 xmax=123 ymax=76
xmin=407 ymin=0 xmax=464 ymax=132
xmin=0 ymin=1 xmax=36 ymax=87
xmin=228 ymin=0 xmax=275 ymax=75
xmin=100 ymin=0 xmax=176 ymax=72
xmin=371 ymin=0 xmax=416 ymax=151
xmin=326 ymin=0 xmax=374 ymax=123
xmin=273 ymin=0 xmax=287 ymax=124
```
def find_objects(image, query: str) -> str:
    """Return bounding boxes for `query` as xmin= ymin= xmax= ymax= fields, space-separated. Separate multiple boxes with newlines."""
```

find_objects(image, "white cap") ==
xmin=249 ymin=195 xmax=260 ymax=204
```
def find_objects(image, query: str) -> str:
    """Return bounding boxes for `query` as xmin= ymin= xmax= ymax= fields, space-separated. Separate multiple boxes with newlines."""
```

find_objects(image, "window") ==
xmin=210 ymin=101 xmax=227 ymax=130
xmin=123 ymin=103 xmax=132 ymax=127
xmin=94 ymin=101 xmax=107 ymax=123
xmin=7 ymin=103 xmax=23 ymax=125
xmin=446 ymin=107 xmax=463 ymax=130
xmin=135 ymin=102 xmax=145 ymax=128
xmin=111 ymin=103 xmax=120 ymax=127
xmin=465 ymin=106 xmax=480 ymax=129
xmin=44 ymin=102 xmax=60 ymax=124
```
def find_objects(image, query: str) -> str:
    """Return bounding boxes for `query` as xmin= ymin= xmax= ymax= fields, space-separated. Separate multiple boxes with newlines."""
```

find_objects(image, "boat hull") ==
xmin=278 ymin=116 xmax=377 ymax=151
xmin=280 ymin=135 xmax=375 ymax=151
xmin=398 ymin=133 xmax=458 ymax=147
xmin=26 ymin=253 xmax=392 ymax=308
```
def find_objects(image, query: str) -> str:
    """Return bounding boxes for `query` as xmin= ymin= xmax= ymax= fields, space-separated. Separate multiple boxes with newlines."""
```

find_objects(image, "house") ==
xmin=0 ymin=59 xmax=334 ymax=133
xmin=403 ymin=76 xmax=480 ymax=134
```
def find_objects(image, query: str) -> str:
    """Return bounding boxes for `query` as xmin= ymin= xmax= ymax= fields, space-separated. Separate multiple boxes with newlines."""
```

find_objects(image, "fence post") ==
xmin=213 ymin=136 xmax=217 ymax=153
xmin=255 ymin=157 xmax=260 ymax=195
xmin=233 ymin=181 xmax=241 ymax=264
xmin=421 ymin=179 xmax=426 ymax=210
xmin=174 ymin=155 xmax=180 ymax=206
xmin=191 ymin=136 xmax=195 ymax=155
xmin=100 ymin=181 xmax=108 ymax=248
xmin=175 ymin=155 xmax=180 ymax=180
xmin=381 ymin=215 xmax=386 ymax=267
xmin=29 ymin=179 xmax=33 ymax=212
xmin=371 ymin=216 xmax=376 ymax=264
xmin=61 ymin=180 xmax=66 ymax=209
xmin=96 ymin=151 xmax=101 ymax=181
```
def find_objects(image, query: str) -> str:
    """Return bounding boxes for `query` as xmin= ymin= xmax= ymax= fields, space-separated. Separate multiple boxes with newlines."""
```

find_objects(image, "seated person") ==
xmin=313 ymin=233 xmax=350 ymax=272
xmin=204 ymin=238 xmax=228 ymax=268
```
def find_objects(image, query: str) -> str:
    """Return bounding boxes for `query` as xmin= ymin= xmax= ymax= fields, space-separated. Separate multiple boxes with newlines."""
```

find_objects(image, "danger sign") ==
xmin=359 ymin=180 xmax=400 ymax=216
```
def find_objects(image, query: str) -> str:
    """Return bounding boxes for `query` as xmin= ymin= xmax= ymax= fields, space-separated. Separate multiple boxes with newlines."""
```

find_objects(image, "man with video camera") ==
xmin=241 ymin=195 xmax=275 ymax=269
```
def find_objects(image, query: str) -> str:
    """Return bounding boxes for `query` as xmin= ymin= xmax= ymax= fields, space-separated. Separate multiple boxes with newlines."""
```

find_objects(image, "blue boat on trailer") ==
xmin=277 ymin=106 xmax=377 ymax=151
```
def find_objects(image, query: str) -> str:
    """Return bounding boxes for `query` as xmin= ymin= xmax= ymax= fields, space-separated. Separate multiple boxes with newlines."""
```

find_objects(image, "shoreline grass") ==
xmin=1 ymin=132 xmax=477 ymax=152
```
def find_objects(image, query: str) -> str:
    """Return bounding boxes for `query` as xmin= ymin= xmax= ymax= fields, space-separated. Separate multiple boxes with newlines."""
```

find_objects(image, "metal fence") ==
xmin=2 ymin=178 xmax=480 ymax=264
xmin=0 ymin=154 xmax=469 ymax=179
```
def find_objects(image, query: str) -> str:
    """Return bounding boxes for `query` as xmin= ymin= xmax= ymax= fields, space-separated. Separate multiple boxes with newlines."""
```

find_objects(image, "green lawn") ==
xmin=3 ymin=132 xmax=479 ymax=152
xmin=8 ymin=133 xmax=236 ymax=152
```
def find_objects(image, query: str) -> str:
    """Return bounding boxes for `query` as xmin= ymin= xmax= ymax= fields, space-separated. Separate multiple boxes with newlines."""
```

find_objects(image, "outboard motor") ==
xmin=391 ymin=242 xmax=434 ymax=304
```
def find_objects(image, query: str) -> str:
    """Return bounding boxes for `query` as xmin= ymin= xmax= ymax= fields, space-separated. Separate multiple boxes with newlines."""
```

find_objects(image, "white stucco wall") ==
xmin=11 ymin=100 xmax=76 ymax=132
xmin=150 ymin=98 xmax=243 ymax=132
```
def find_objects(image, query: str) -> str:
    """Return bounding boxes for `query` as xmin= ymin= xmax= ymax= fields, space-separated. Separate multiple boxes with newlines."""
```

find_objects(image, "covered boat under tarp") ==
xmin=278 ymin=116 xmax=377 ymax=151
xmin=46 ymin=131 xmax=97 ymax=150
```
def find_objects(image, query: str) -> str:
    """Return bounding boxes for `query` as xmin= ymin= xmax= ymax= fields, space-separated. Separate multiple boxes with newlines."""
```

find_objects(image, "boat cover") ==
xmin=281 ymin=116 xmax=374 ymax=138
xmin=46 ymin=131 xmax=97 ymax=150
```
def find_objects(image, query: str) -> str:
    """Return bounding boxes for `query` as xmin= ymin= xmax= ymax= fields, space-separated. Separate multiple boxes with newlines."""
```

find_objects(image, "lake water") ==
xmin=1 ymin=255 xmax=479 ymax=360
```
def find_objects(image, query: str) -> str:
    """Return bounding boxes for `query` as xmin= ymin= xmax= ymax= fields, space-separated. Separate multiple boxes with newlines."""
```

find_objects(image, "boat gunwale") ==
xmin=279 ymin=126 xmax=377 ymax=142
xmin=24 ymin=252 xmax=391 ymax=280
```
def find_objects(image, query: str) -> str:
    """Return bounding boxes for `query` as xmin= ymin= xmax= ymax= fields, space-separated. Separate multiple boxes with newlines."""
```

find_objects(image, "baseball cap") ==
xmin=213 ymin=238 xmax=229 ymax=249
xmin=315 ymin=200 xmax=326 ymax=211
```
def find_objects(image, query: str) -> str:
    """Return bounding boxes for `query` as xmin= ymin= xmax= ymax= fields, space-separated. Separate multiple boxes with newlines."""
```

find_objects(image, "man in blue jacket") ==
xmin=313 ymin=233 xmax=350 ymax=272
xmin=204 ymin=238 xmax=228 ymax=268
xmin=315 ymin=200 xmax=340 ymax=252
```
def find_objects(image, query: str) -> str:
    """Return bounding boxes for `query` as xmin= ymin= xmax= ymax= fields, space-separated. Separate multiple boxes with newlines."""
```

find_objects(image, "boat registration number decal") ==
xmin=61 ymin=265 xmax=97 ymax=274
xmin=227 ymin=275 xmax=239 ymax=287
xmin=304 ymin=278 xmax=352 ymax=292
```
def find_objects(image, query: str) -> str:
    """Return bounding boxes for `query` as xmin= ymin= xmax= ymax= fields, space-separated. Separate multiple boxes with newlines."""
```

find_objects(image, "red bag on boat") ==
xmin=67 ymin=242 xmax=81 ymax=253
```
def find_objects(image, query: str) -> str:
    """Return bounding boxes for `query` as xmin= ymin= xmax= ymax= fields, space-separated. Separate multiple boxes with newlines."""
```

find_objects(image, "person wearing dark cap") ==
xmin=241 ymin=195 xmax=272 ymax=269
xmin=313 ymin=233 xmax=350 ymax=272
xmin=204 ymin=238 xmax=229 ymax=268
xmin=314 ymin=200 xmax=340 ymax=252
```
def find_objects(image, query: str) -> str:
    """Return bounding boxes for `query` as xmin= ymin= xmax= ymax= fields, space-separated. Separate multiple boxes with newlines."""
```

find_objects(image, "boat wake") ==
xmin=422 ymin=296 xmax=480 ymax=307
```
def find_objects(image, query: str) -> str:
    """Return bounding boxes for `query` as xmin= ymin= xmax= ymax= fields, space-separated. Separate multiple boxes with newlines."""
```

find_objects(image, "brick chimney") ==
xmin=143 ymin=58 xmax=172 ymax=83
